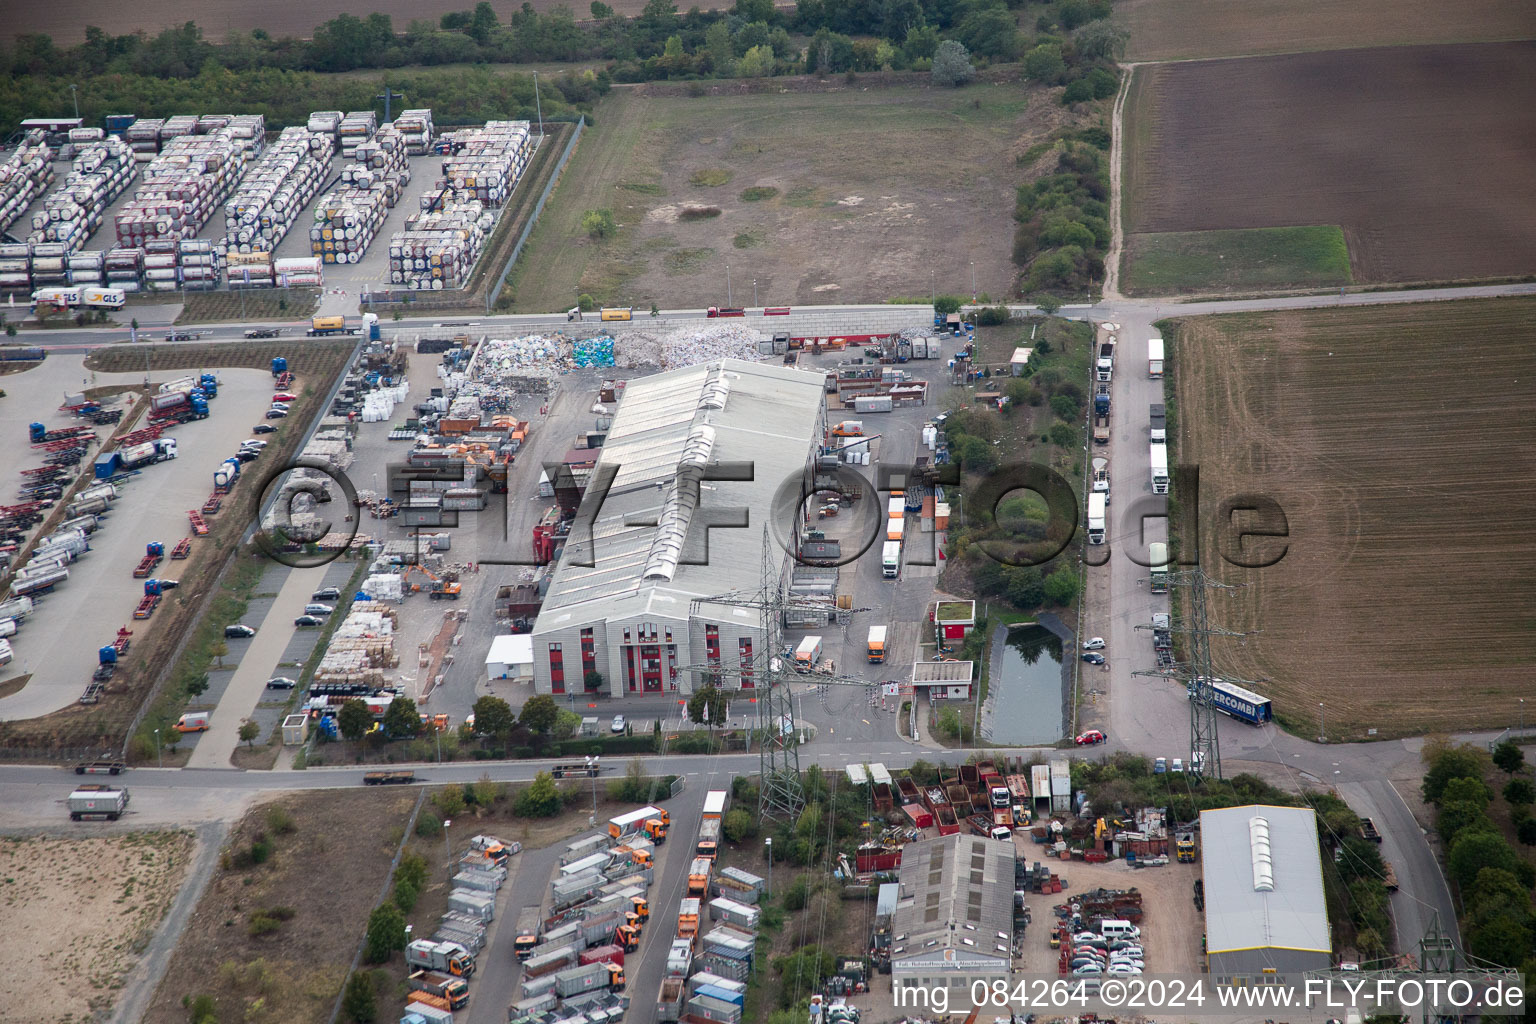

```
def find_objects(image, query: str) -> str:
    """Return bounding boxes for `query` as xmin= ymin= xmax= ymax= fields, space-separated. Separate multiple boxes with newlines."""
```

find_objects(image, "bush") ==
xmin=581 ymin=209 xmax=617 ymax=239
xmin=264 ymin=805 xmax=296 ymax=835
xmin=930 ymin=40 xmax=974 ymax=87
xmin=782 ymin=874 xmax=814 ymax=912
xmin=722 ymin=807 xmax=757 ymax=843
xmin=933 ymin=295 xmax=964 ymax=316
xmin=973 ymin=305 xmax=1009 ymax=326
xmin=1505 ymin=778 xmax=1535 ymax=807
xmin=342 ymin=970 xmax=377 ymax=1023
xmin=364 ymin=903 xmax=406 ymax=964
xmin=415 ymin=808 xmax=443 ymax=838
xmin=434 ymin=783 xmax=466 ymax=819
xmin=393 ymin=879 xmax=419 ymax=914
xmin=514 ymin=772 xmax=563 ymax=818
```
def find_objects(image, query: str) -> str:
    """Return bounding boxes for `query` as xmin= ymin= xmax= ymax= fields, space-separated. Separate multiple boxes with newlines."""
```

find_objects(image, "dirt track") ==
xmin=1171 ymin=297 xmax=1536 ymax=736
xmin=1123 ymin=42 xmax=1536 ymax=286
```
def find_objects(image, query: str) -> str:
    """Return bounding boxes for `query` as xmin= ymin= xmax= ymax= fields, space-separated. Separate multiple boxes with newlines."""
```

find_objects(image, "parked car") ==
xmin=266 ymin=677 xmax=297 ymax=690
xmin=1081 ymin=637 xmax=1106 ymax=651
xmin=234 ymin=450 xmax=259 ymax=463
xmin=1154 ymin=757 xmax=1168 ymax=774
xmin=294 ymin=615 xmax=324 ymax=627
xmin=252 ymin=423 xmax=278 ymax=434
xmin=240 ymin=439 xmax=268 ymax=449
xmin=225 ymin=624 xmax=256 ymax=638
xmin=272 ymin=392 xmax=297 ymax=402
xmin=265 ymin=409 xmax=288 ymax=419
xmin=1171 ymin=758 xmax=1185 ymax=773
xmin=610 ymin=714 xmax=626 ymax=733
xmin=312 ymin=587 xmax=341 ymax=601
xmin=1075 ymin=730 xmax=1106 ymax=746
xmin=1082 ymin=652 xmax=1105 ymax=665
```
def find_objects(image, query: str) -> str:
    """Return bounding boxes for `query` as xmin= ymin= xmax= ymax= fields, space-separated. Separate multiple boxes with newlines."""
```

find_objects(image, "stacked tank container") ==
xmin=66 ymin=250 xmax=105 ymax=285
xmin=142 ymin=239 xmax=179 ymax=292
xmin=226 ymin=249 xmax=274 ymax=289
xmin=388 ymin=201 xmax=494 ymax=290
xmin=310 ymin=186 xmax=389 ymax=264
xmin=0 ymin=243 xmax=30 ymax=292
xmin=178 ymin=238 xmax=220 ymax=290
xmin=221 ymin=127 xmax=333 ymax=255
xmin=340 ymin=125 xmax=410 ymax=207
xmin=394 ymin=109 xmax=435 ymax=155
xmin=274 ymin=256 xmax=324 ymax=288
xmin=105 ymin=247 xmax=144 ymax=291
xmin=0 ymin=135 xmax=56 ymax=235
xmin=29 ymin=137 xmax=138 ymax=251
xmin=438 ymin=121 xmax=533 ymax=207
xmin=337 ymin=111 xmax=378 ymax=161
xmin=114 ymin=126 xmax=258 ymax=246
xmin=124 ymin=118 xmax=164 ymax=161
xmin=29 ymin=243 xmax=68 ymax=286
xmin=307 ymin=110 xmax=343 ymax=144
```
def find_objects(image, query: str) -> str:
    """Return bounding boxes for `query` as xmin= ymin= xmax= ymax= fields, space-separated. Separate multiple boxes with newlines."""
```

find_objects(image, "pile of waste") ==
xmin=615 ymin=322 xmax=767 ymax=369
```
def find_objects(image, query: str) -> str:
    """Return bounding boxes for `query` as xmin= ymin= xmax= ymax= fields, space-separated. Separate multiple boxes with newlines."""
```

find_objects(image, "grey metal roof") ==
xmin=891 ymin=835 xmax=1014 ymax=961
xmin=911 ymin=661 xmax=975 ymax=684
xmin=535 ymin=359 xmax=825 ymax=630
xmin=1200 ymin=805 xmax=1330 ymax=957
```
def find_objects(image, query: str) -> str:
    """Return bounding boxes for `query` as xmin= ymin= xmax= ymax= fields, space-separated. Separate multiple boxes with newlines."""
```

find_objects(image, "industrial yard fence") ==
xmin=483 ymin=116 xmax=584 ymax=312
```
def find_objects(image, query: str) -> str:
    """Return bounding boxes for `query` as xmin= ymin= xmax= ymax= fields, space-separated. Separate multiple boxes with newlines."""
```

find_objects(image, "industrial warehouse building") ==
xmin=890 ymin=835 xmax=1015 ymax=999
xmin=530 ymin=359 xmax=827 ymax=697
xmin=1200 ymin=805 xmax=1331 ymax=977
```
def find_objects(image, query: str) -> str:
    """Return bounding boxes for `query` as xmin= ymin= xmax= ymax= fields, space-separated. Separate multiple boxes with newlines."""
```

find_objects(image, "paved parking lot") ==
xmin=0 ymin=361 xmax=277 ymax=720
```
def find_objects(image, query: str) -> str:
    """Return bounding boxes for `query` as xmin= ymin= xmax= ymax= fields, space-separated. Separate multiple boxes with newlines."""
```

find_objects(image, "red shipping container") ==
xmin=579 ymin=944 xmax=625 ymax=967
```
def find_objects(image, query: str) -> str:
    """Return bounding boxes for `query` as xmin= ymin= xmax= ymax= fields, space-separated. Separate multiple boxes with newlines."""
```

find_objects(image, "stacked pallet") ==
xmin=29 ymin=137 xmax=138 ymax=251
xmin=0 ymin=135 xmax=56 ymax=235
xmin=313 ymin=603 xmax=399 ymax=685
xmin=387 ymin=201 xmax=494 ymax=290
xmin=221 ymin=127 xmax=333 ymax=255
xmin=338 ymin=111 xmax=378 ymax=161
xmin=310 ymin=186 xmax=389 ymax=264
xmin=114 ymin=130 xmax=252 ymax=246
xmin=394 ymin=109 xmax=435 ymax=154
xmin=438 ymin=121 xmax=533 ymax=207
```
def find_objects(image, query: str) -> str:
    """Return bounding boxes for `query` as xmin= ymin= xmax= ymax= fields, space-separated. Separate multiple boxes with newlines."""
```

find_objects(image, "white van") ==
xmin=1099 ymin=920 xmax=1140 ymax=939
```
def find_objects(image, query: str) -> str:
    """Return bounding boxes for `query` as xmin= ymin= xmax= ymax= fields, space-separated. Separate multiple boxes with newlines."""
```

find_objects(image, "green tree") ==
xmin=1469 ymin=916 xmax=1533 ymax=968
xmin=591 ymin=1 xmax=616 ymax=17
xmin=519 ymin=694 xmax=560 ymax=734
xmin=581 ymin=208 xmax=617 ymax=239
xmin=472 ymin=695 xmax=515 ymax=740
xmin=1023 ymin=43 xmax=1066 ymax=83
xmin=1422 ymin=742 xmax=1488 ymax=802
xmin=955 ymin=9 xmax=1018 ymax=60
xmin=364 ymin=903 xmax=406 ymax=963
xmin=771 ymin=946 xmax=836 ymax=1006
xmin=434 ymin=782 xmax=466 ymax=819
xmin=737 ymin=44 xmax=775 ymax=77
xmin=338 ymin=699 xmax=373 ymax=742
xmin=1447 ymin=831 xmax=1519 ymax=890
xmin=1005 ymin=566 xmax=1044 ymax=609
xmin=933 ymin=295 xmax=963 ymax=315
xmin=903 ymin=24 xmax=940 ymax=61
xmin=238 ymin=720 xmax=261 ymax=748
xmin=1437 ymin=799 xmax=1497 ymax=847
xmin=210 ymin=640 xmax=228 ymax=669
xmin=1049 ymin=422 xmax=1076 ymax=447
xmin=514 ymin=771 xmax=563 ymax=817
xmin=1042 ymin=567 xmax=1080 ymax=606
xmin=468 ymin=1 xmax=499 ymax=44
xmin=722 ymin=807 xmax=756 ymax=842
xmin=382 ymin=696 xmax=420 ymax=739
xmin=930 ymin=39 xmax=973 ymax=87
xmin=1049 ymin=394 xmax=1079 ymax=420
xmin=1518 ymin=817 xmax=1536 ymax=845
xmin=343 ymin=970 xmax=377 ymax=1022
xmin=1442 ymin=775 xmax=1492 ymax=809
xmin=704 ymin=20 xmax=734 ymax=74
xmin=688 ymin=685 xmax=729 ymax=729
xmin=1493 ymin=740 xmax=1525 ymax=775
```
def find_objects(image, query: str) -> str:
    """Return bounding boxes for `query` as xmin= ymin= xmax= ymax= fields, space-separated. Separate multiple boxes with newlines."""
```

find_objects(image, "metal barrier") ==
xmin=484 ymin=116 xmax=585 ymax=312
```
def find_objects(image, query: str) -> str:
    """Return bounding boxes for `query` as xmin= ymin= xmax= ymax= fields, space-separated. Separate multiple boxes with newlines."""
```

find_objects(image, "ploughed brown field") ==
xmin=1120 ymin=0 xmax=1536 ymax=61
xmin=9 ymin=0 xmax=729 ymax=44
xmin=1171 ymin=298 xmax=1536 ymax=736
xmin=1122 ymin=42 xmax=1536 ymax=287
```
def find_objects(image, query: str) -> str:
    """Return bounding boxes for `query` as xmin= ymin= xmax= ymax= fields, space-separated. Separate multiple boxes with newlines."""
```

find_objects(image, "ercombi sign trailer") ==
xmin=1149 ymin=445 xmax=1169 ymax=495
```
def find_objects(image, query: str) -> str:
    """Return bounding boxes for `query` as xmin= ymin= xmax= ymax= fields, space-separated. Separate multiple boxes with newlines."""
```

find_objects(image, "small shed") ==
xmin=1010 ymin=347 xmax=1034 ymax=376
xmin=485 ymin=633 xmax=534 ymax=681
xmin=282 ymin=713 xmax=310 ymax=746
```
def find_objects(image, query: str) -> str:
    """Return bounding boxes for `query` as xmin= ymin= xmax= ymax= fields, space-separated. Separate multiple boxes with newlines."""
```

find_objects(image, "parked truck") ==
xmin=405 ymin=939 xmax=474 ymax=977
xmin=147 ymin=390 xmax=208 ymax=424
xmin=1096 ymin=338 xmax=1116 ymax=382
xmin=307 ymin=315 xmax=360 ymax=336
xmin=1149 ymin=542 xmax=1169 ymax=593
xmin=1148 ymin=336 xmax=1164 ymax=378
xmin=1093 ymin=409 xmax=1110 ymax=445
xmin=607 ymin=805 xmax=669 ymax=842
xmin=513 ymin=905 xmax=542 ymax=961
xmin=677 ymin=898 xmax=701 ymax=944
xmin=1150 ymin=403 xmax=1166 ymax=443
xmin=68 ymin=786 xmax=129 ymax=821
xmin=407 ymin=971 xmax=468 ymax=1010
xmin=1094 ymin=382 xmax=1110 ymax=417
xmin=657 ymin=977 xmax=686 ymax=1023
xmin=881 ymin=540 xmax=901 ymax=578
xmin=1150 ymin=444 xmax=1169 ymax=495
xmin=696 ymin=817 xmax=722 ymax=861
xmin=866 ymin=625 xmax=887 ymax=663
xmin=1087 ymin=491 xmax=1106 ymax=546
xmin=688 ymin=857 xmax=712 ymax=897
xmin=794 ymin=636 xmax=823 ymax=670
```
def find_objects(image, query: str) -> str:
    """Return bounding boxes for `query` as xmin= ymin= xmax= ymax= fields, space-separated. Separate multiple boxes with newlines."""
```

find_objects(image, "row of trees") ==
xmin=1422 ymin=739 xmax=1536 ymax=972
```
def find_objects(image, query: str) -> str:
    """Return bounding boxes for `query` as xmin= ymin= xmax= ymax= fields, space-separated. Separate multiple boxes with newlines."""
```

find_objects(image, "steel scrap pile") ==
xmin=614 ymin=322 xmax=767 ymax=370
